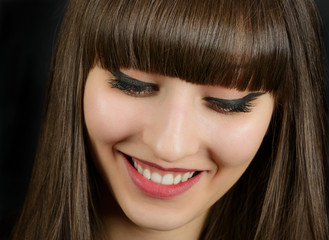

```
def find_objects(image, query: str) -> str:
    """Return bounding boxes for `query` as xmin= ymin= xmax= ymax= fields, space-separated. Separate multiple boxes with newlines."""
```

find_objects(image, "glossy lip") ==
xmin=121 ymin=153 xmax=205 ymax=199
xmin=131 ymin=156 xmax=200 ymax=172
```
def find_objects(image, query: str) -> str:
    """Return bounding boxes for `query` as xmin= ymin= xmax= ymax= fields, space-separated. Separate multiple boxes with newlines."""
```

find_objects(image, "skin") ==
xmin=84 ymin=66 xmax=275 ymax=240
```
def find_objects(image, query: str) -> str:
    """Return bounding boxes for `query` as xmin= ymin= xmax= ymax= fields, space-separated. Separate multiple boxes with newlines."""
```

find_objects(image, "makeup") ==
xmin=109 ymin=70 xmax=159 ymax=97
xmin=204 ymin=92 xmax=264 ymax=113
xmin=109 ymin=69 xmax=264 ymax=113
xmin=84 ymin=66 xmax=275 ymax=233
xmin=122 ymin=153 xmax=204 ymax=199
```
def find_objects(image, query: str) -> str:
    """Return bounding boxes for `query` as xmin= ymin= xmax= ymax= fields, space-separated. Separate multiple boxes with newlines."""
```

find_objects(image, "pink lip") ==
xmin=132 ymin=156 xmax=200 ymax=172
xmin=122 ymin=154 xmax=204 ymax=199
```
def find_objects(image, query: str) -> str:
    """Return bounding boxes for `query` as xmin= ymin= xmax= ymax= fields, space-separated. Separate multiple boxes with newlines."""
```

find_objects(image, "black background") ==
xmin=0 ymin=0 xmax=328 ymax=239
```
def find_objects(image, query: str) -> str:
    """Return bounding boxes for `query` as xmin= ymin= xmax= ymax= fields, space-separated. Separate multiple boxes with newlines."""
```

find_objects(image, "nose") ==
xmin=142 ymin=92 xmax=200 ymax=162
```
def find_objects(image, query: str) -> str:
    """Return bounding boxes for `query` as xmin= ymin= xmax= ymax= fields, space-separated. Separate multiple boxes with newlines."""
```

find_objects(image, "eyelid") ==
xmin=109 ymin=70 xmax=159 ymax=97
xmin=111 ymin=70 xmax=158 ymax=88
xmin=204 ymin=92 xmax=264 ymax=113
xmin=204 ymin=92 xmax=264 ymax=106
xmin=109 ymin=70 xmax=264 ymax=112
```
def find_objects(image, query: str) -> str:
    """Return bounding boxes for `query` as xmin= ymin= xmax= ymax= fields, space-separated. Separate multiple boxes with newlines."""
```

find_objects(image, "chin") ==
xmin=111 ymin=184 xmax=211 ymax=233
xmin=122 ymin=205 xmax=205 ymax=232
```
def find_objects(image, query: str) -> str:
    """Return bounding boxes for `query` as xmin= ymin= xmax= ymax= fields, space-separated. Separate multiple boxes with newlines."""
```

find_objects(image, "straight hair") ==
xmin=13 ymin=0 xmax=329 ymax=239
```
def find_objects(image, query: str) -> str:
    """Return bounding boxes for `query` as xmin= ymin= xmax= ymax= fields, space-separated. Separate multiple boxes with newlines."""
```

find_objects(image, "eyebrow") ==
xmin=111 ymin=70 xmax=265 ymax=103
xmin=204 ymin=92 xmax=265 ymax=106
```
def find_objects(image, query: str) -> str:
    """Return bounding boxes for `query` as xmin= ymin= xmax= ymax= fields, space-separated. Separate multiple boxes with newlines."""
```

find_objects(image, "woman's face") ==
xmin=84 ymin=66 xmax=274 ymax=231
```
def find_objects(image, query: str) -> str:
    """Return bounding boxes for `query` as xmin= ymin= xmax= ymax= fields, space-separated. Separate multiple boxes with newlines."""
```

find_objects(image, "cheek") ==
xmin=84 ymin=86 xmax=140 ymax=145
xmin=208 ymin=114 xmax=271 ymax=167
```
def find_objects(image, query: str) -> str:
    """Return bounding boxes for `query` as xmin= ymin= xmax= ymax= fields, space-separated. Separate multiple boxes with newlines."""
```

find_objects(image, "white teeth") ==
xmin=132 ymin=160 xmax=195 ymax=185
xmin=134 ymin=160 xmax=138 ymax=169
xmin=181 ymin=172 xmax=190 ymax=182
xmin=143 ymin=169 xmax=151 ymax=180
xmin=174 ymin=175 xmax=182 ymax=184
xmin=151 ymin=172 xmax=162 ymax=183
xmin=137 ymin=165 xmax=143 ymax=174
xmin=162 ymin=174 xmax=174 ymax=185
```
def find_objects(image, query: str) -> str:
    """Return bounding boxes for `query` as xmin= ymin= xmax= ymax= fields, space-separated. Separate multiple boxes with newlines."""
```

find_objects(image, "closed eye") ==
xmin=108 ymin=69 xmax=264 ymax=114
xmin=204 ymin=92 xmax=264 ymax=114
xmin=109 ymin=70 xmax=159 ymax=97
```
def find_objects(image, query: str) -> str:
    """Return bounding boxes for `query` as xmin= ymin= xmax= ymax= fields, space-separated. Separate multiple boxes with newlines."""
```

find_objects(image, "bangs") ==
xmin=89 ymin=0 xmax=290 ymax=92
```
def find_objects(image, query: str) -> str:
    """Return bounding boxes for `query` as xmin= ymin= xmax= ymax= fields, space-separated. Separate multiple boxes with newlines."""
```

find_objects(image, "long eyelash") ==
xmin=108 ymin=78 xmax=158 ymax=97
xmin=108 ymin=70 xmax=262 ymax=113
xmin=206 ymin=101 xmax=253 ymax=113
xmin=205 ymin=92 xmax=264 ymax=114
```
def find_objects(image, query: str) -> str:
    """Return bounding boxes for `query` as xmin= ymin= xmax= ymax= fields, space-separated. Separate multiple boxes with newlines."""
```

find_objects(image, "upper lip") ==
xmin=121 ymin=152 xmax=201 ymax=173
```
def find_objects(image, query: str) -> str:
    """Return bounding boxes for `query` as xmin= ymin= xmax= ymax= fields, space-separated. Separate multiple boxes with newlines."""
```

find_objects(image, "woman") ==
xmin=12 ymin=0 xmax=329 ymax=239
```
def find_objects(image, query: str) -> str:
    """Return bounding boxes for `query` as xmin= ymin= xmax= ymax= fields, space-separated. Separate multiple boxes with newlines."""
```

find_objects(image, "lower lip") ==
xmin=123 ymin=156 xmax=204 ymax=199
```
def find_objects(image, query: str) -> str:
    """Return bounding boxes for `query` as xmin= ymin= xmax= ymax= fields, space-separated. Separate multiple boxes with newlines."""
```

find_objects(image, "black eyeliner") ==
xmin=204 ymin=92 xmax=265 ymax=112
xmin=110 ymin=70 xmax=158 ymax=88
xmin=109 ymin=70 xmax=264 ymax=113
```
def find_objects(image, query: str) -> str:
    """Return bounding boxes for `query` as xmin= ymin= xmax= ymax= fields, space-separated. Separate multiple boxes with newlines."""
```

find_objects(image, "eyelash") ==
xmin=109 ymin=79 xmax=158 ymax=97
xmin=109 ymin=78 xmax=255 ymax=114
xmin=205 ymin=99 xmax=253 ymax=114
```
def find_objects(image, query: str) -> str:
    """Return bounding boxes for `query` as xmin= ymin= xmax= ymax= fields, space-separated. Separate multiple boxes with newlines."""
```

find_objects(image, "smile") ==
xmin=121 ymin=152 xmax=204 ymax=199
xmin=132 ymin=158 xmax=196 ymax=185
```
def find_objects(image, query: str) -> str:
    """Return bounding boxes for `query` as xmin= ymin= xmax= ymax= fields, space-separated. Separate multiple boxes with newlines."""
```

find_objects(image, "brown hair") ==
xmin=13 ymin=0 xmax=329 ymax=239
